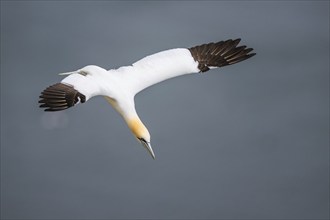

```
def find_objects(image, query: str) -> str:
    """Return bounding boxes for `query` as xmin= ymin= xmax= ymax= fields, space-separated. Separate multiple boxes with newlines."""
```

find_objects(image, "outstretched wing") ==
xmin=39 ymin=83 xmax=86 ymax=111
xmin=123 ymin=38 xmax=255 ymax=94
xmin=39 ymin=73 xmax=102 ymax=111
xmin=189 ymin=38 xmax=255 ymax=72
xmin=39 ymin=39 xmax=255 ymax=111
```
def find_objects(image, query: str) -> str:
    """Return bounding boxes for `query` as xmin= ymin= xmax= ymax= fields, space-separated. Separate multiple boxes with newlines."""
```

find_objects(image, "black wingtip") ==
xmin=233 ymin=38 xmax=241 ymax=46
xmin=188 ymin=39 xmax=256 ymax=72
xmin=39 ymin=83 xmax=86 ymax=112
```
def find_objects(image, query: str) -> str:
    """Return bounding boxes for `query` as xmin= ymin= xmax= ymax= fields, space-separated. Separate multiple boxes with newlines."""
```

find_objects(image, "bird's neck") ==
xmin=104 ymin=96 xmax=147 ymax=138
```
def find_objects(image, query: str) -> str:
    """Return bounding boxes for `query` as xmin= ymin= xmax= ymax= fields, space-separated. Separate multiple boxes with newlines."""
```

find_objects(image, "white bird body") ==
xmin=39 ymin=39 xmax=255 ymax=159
xmin=62 ymin=49 xmax=198 ymax=114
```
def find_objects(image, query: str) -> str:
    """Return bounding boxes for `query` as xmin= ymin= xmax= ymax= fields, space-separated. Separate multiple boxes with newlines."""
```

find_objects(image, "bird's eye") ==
xmin=138 ymin=137 xmax=148 ymax=144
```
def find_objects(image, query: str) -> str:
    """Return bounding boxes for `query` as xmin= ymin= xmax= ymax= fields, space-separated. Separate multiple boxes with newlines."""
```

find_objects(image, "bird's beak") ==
xmin=140 ymin=140 xmax=155 ymax=159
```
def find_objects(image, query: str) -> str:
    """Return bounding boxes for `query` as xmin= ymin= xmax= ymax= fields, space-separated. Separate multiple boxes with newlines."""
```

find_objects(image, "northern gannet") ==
xmin=39 ymin=39 xmax=256 ymax=159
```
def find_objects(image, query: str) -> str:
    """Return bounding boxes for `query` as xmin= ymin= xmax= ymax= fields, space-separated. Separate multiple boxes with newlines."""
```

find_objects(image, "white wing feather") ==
xmin=113 ymin=48 xmax=199 ymax=95
xmin=61 ymin=73 xmax=103 ymax=101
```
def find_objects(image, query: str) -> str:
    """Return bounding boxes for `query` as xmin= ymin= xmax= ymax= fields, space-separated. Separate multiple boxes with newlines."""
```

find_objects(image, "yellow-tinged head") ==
xmin=104 ymin=96 xmax=155 ymax=159
xmin=127 ymin=117 xmax=155 ymax=159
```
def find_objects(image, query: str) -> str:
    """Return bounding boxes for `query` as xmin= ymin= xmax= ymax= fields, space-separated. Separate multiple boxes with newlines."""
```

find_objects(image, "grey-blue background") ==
xmin=1 ymin=1 xmax=329 ymax=219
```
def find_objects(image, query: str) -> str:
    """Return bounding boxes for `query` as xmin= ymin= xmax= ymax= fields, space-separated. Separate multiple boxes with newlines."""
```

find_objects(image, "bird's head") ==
xmin=128 ymin=117 xmax=155 ymax=159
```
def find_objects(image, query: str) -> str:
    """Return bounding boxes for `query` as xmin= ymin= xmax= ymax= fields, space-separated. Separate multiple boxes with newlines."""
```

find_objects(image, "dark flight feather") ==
xmin=188 ymin=38 xmax=256 ymax=72
xmin=39 ymin=83 xmax=86 ymax=111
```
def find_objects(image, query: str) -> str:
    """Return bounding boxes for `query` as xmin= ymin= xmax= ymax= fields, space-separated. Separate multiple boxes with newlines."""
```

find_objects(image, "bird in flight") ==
xmin=39 ymin=38 xmax=255 ymax=159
